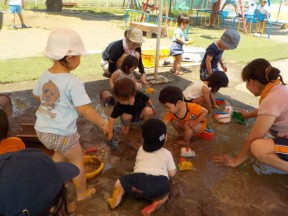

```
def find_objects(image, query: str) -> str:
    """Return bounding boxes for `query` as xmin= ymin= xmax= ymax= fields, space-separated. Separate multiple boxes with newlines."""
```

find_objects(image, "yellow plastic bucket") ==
xmin=142 ymin=48 xmax=170 ymax=68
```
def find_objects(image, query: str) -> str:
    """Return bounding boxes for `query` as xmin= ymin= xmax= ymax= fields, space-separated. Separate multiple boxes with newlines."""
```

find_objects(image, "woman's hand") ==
xmin=212 ymin=154 xmax=238 ymax=167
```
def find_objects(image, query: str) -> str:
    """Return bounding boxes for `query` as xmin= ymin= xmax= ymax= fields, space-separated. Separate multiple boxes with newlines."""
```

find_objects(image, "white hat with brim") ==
xmin=126 ymin=28 xmax=145 ymax=43
xmin=44 ymin=28 xmax=87 ymax=60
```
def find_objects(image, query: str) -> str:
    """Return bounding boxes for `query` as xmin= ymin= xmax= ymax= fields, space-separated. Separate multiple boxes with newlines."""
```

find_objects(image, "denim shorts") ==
xmin=119 ymin=173 xmax=170 ymax=201
xmin=200 ymin=68 xmax=220 ymax=81
xmin=274 ymin=137 xmax=288 ymax=161
xmin=36 ymin=131 xmax=80 ymax=153
xmin=9 ymin=5 xmax=22 ymax=14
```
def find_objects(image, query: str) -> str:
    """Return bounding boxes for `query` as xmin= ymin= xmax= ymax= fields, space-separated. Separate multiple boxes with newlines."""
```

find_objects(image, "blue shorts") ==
xmin=225 ymin=0 xmax=237 ymax=6
xmin=274 ymin=137 xmax=288 ymax=161
xmin=9 ymin=5 xmax=22 ymax=14
xmin=170 ymin=42 xmax=184 ymax=56
xmin=199 ymin=67 xmax=220 ymax=81
xmin=119 ymin=173 xmax=170 ymax=201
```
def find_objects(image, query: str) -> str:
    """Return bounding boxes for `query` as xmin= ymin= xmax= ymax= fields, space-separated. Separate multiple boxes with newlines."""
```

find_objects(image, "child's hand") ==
xmin=222 ymin=64 xmax=227 ymax=72
xmin=107 ymin=130 xmax=113 ymax=141
xmin=238 ymin=110 xmax=250 ymax=119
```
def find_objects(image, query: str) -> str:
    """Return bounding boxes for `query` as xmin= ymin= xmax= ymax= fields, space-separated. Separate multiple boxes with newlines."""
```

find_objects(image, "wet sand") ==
xmin=7 ymin=72 xmax=288 ymax=216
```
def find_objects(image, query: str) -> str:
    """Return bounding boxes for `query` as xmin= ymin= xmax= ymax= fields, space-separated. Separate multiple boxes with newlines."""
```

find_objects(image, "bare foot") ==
xmin=77 ymin=187 xmax=96 ymax=202
xmin=121 ymin=125 xmax=130 ymax=135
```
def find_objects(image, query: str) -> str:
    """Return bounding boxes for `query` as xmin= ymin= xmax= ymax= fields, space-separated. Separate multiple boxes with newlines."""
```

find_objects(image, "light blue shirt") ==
xmin=172 ymin=27 xmax=185 ymax=43
xmin=33 ymin=71 xmax=91 ymax=136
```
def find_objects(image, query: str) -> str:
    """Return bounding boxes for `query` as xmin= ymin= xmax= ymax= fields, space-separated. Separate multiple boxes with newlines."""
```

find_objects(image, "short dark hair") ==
xmin=159 ymin=86 xmax=183 ymax=105
xmin=207 ymin=71 xmax=229 ymax=93
xmin=114 ymin=78 xmax=136 ymax=100
xmin=177 ymin=14 xmax=190 ymax=27
xmin=0 ymin=109 xmax=8 ymax=141
xmin=242 ymin=58 xmax=285 ymax=85
xmin=120 ymin=55 xmax=139 ymax=75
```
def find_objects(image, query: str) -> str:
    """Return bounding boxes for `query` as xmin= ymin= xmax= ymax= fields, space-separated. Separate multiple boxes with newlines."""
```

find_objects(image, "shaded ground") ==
xmin=1 ymin=9 xmax=288 ymax=216
xmin=7 ymin=72 xmax=288 ymax=216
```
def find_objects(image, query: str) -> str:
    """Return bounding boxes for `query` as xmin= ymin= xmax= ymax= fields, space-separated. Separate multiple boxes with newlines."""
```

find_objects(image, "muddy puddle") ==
xmin=6 ymin=73 xmax=288 ymax=216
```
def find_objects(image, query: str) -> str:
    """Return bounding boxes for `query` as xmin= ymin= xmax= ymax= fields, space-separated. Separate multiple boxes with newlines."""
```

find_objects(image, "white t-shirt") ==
xmin=9 ymin=0 xmax=22 ymax=5
xmin=133 ymin=146 xmax=176 ymax=178
xmin=257 ymin=3 xmax=270 ymax=15
xmin=183 ymin=80 xmax=211 ymax=101
xmin=245 ymin=0 xmax=257 ymax=16
xmin=258 ymin=84 xmax=288 ymax=138
xmin=33 ymin=71 xmax=91 ymax=136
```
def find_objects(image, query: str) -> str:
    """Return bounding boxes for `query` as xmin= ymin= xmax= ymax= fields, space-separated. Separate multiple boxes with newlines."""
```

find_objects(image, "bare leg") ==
xmin=177 ymin=122 xmax=193 ymax=145
xmin=141 ymin=194 xmax=169 ymax=216
xmin=17 ymin=13 xmax=24 ymax=25
xmin=58 ymin=143 xmax=95 ymax=201
xmin=251 ymin=138 xmax=288 ymax=172
xmin=107 ymin=179 xmax=125 ymax=209
xmin=140 ymin=107 xmax=154 ymax=122
xmin=121 ymin=113 xmax=132 ymax=135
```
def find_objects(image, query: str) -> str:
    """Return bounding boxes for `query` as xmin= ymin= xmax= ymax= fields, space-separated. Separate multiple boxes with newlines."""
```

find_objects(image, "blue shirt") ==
xmin=200 ymin=42 xmax=224 ymax=70
xmin=33 ymin=71 xmax=91 ymax=136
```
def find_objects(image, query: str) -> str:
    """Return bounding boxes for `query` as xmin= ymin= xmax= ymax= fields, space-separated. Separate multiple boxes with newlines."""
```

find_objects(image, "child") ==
xmin=33 ymin=28 xmax=108 ymax=202
xmin=107 ymin=118 xmax=177 ymax=216
xmin=240 ymin=0 xmax=257 ymax=18
xmin=200 ymin=28 xmax=240 ymax=81
xmin=253 ymin=0 xmax=270 ymax=37
xmin=183 ymin=71 xmax=229 ymax=113
xmin=109 ymin=55 xmax=141 ymax=89
xmin=107 ymin=78 xmax=154 ymax=140
xmin=220 ymin=0 xmax=240 ymax=16
xmin=159 ymin=86 xmax=208 ymax=145
xmin=4 ymin=0 xmax=28 ymax=29
xmin=169 ymin=14 xmax=190 ymax=76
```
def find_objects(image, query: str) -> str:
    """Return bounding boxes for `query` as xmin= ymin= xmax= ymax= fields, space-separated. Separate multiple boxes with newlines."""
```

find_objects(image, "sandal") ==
xmin=169 ymin=69 xmax=184 ymax=76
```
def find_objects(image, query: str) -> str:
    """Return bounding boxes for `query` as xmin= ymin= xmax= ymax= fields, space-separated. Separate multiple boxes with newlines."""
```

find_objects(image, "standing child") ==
xmin=169 ymin=14 xmax=190 ymax=76
xmin=107 ymin=118 xmax=177 ymax=216
xmin=200 ymin=28 xmax=240 ymax=81
xmin=183 ymin=71 xmax=229 ymax=113
xmin=33 ymin=28 xmax=107 ymax=202
xmin=220 ymin=0 xmax=240 ymax=16
xmin=107 ymin=78 xmax=154 ymax=140
xmin=109 ymin=55 xmax=141 ymax=89
xmin=159 ymin=86 xmax=208 ymax=145
xmin=4 ymin=0 xmax=28 ymax=29
xmin=253 ymin=0 xmax=270 ymax=37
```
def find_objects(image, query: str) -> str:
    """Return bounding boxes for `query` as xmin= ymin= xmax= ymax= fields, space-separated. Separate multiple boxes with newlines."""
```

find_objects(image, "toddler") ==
xmin=253 ymin=0 xmax=270 ymax=37
xmin=159 ymin=86 xmax=208 ymax=145
xmin=200 ymin=29 xmax=240 ymax=81
xmin=107 ymin=118 xmax=176 ymax=216
xmin=109 ymin=55 xmax=141 ymax=89
xmin=183 ymin=71 xmax=229 ymax=113
xmin=169 ymin=14 xmax=190 ymax=76
xmin=33 ymin=28 xmax=107 ymax=202
xmin=4 ymin=0 xmax=28 ymax=29
xmin=107 ymin=78 xmax=154 ymax=140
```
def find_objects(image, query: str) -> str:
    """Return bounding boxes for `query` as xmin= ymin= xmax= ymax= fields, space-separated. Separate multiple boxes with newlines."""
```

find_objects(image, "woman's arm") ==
xmin=214 ymin=114 xmax=276 ymax=167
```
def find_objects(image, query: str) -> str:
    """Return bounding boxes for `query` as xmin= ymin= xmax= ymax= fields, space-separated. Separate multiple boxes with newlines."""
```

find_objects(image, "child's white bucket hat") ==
xmin=44 ymin=28 xmax=87 ymax=60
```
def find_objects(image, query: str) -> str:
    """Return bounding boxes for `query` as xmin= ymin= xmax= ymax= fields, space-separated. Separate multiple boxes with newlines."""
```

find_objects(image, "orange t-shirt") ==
xmin=164 ymin=102 xmax=206 ymax=126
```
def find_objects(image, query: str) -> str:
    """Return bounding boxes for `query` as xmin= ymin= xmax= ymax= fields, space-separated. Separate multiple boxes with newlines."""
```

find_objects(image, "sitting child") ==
xmin=183 ymin=71 xmax=229 ymax=113
xmin=107 ymin=118 xmax=176 ymax=216
xmin=159 ymin=86 xmax=208 ymax=145
xmin=253 ymin=0 xmax=270 ymax=37
xmin=200 ymin=29 xmax=240 ymax=81
xmin=107 ymin=78 xmax=155 ymax=140
xmin=109 ymin=55 xmax=141 ymax=89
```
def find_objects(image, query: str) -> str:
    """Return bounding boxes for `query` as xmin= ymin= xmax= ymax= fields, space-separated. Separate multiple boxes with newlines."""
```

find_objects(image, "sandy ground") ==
xmin=1 ymin=9 xmax=288 ymax=216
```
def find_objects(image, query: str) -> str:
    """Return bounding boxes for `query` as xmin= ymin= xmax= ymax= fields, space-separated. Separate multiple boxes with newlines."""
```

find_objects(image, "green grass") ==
xmin=0 ymin=54 xmax=102 ymax=83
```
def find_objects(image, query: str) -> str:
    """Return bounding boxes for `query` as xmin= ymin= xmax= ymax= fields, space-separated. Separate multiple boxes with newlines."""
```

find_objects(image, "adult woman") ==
xmin=214 ymin=58 xmax=288 ymax=172
xmin=101 ymin=27 xmax=148 ymax=85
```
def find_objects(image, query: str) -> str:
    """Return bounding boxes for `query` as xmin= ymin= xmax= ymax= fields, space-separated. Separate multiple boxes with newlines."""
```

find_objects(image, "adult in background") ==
xmin=213 ymin=59 xmax=288 ymax=173
xmin=101 ymin=28 xmax=148 ymax=85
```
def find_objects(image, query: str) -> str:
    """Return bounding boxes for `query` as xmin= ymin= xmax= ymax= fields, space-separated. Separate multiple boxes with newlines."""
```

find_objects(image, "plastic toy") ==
xmin=84 ymin=147 xmax=97 ymax=155
xmin=178 ymin=158 xmax=193 ymax=171
xmin=0 ymin=137 xmax=25 ymax=154
xmin=83 ymin=155 xmax=104 ymax=179
xmin=143 ymin=86 xmax=154 ymax=94
xmin=198 ymin=128 xmax=215 ymax=141
xmin=232 ymin=111 xmax=247 ymax=125
xmin=213 ymin=111 xmax=231 ymax=123
xmin=215 ymin=97 xmax=226 ymax=105
xmin=180 ymin=147 xmax=195 ymax=157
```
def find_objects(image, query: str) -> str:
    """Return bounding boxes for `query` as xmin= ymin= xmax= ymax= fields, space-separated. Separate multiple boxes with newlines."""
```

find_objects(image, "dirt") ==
xmin=1 ymin=9 xmax=288 ymax=216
